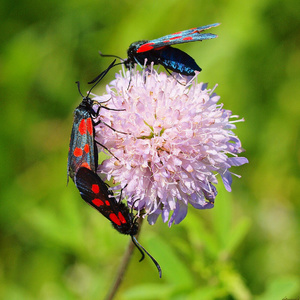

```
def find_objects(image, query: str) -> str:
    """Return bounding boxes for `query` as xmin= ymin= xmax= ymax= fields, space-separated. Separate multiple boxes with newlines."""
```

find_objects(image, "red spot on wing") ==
xmin=80 ymin=162 xmax=91 ymax=169
xmin=154 ymin=46 xmax=165 ymax=51
xmin=173 ymin=31 xmax=182 ymax=35
xmin=92 ymin=184 xmax=100 ymax=193
xmin=83 ymin=144 xmax=90 ymax=153
xmin=170 ymin=36 xmax=181 ymax=40
xmin=92 ymin=198 xmax=104 ymax=206
xmin=109 ymin=213 xmax=121 ymax=226
xmin=105 ymin=200 xmax=110 ymax=206
xmin=118 ymin=212 xmax=127 ymax=224
xmin=79 ymin=119 xmax=87 ymax=135
xmin=183 ymin=36 xmax=193 ymax=41
xmin=73 ymin=147 xmax=83 ymax=157
xmin=86 ymin=118 xmax=93 ymax=135
xmin=136 ymin=43 xmax=155 ymax=53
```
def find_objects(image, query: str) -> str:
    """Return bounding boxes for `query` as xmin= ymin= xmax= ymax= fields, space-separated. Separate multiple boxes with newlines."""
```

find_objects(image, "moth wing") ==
xmin=136 ymin=23 xmax=220 ymax=53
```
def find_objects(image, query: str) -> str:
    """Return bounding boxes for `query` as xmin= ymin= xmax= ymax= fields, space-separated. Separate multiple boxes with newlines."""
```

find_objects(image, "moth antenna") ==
xmin=88 ymin=61 xmax=124 ymax=84
xmin=75 ymin=60 xmax=116 ymax=99
xmin=99 ymin=51 xmax=124 ymax=61
xmin=130 ymin=199 xmax=140 ymax=214
xmin=118 ymin=184 xmax=128 ymax=202
xmin=131 ymin=236 xmax=162 ymax=278
xmin=131 ymin=235 xmax=145 ymax=262
xmin=87 ymin=59 xmax=116 ymax=93
xmin=75 ymin=81 xmax=84 ymax=98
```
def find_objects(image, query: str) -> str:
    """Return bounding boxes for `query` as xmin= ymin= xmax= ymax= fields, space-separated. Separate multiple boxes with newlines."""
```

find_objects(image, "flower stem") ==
xmin=104 ymin=218 xmax=143 ymax=300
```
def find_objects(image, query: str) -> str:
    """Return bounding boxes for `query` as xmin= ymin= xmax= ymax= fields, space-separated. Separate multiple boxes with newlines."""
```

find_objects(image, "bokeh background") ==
xmin=1 ymin=0 xmax=299 ymax=299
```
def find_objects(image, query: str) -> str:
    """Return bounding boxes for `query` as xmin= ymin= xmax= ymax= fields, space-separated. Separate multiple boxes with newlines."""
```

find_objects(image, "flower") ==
xmin=92 ymin=66 xmax=248 ymax=226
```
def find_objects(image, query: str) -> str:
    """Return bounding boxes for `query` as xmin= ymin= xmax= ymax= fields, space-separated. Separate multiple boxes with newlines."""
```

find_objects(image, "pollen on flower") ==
xmin=186 ymin=165 xmax=194 ymax=173
xmin=92 ymin=65 xmax=248 ymax=226
xmin=114 ymin=160 xmax=121 ymax=166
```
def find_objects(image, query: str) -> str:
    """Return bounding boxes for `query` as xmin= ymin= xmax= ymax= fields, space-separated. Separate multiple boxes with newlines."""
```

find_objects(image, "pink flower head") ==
xmin=92 ymin=66 xmax=248 ymax=226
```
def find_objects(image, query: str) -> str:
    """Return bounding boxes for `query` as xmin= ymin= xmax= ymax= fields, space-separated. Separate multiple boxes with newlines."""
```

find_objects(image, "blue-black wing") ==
xmin=67 ymin=108 xmax=97 ymax=182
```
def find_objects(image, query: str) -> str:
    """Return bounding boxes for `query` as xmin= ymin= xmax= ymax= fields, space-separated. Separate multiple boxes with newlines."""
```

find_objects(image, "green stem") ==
xmin=104 ymin=218 xmax=143 ymax=300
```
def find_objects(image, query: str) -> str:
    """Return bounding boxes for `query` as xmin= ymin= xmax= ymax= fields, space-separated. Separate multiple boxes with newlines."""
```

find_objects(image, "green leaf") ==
xmin=221 ymin=267 xmax=252 ymax=300
xmin=225 ymin=217 xmax=251 ymax=255
xmin=184 ymin=212 xmax=219 ymax=258
xmin=255 ymin=276 xmax=300 ymax=300
xmin=186 ymin=286 xmax=223 ymax=300
xmin=211 ymin=186 xmax=232 ymax=250
xmin=144 ymin=235 xmax=195 ymax=288
xmin=124 ymin=283 xmax=173 ymax=300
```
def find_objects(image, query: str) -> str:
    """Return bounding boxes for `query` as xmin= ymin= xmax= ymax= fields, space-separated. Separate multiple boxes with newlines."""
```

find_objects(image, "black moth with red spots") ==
xmin=75 ymin=167 xmax=162 ymax=278
xmin=67 ymin=93 xmax=98 ymax=181
xmin=67 ymin=60 xmax=116 ymax=182
xmin=75 ymin=167 xmax=137 ymax=234
xmin=100 ymin=23 xmax=219 ymax=76
xmin=124 ymin=23 xmax=219 ymax=75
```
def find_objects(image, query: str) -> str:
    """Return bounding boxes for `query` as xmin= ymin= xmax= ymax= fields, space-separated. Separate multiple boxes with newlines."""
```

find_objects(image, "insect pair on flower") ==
xmin=67 ymin=61 xmax=162 ymax=277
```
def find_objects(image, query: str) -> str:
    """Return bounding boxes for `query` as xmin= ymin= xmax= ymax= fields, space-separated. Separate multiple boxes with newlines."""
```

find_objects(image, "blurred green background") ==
xmin=1 ymin=0 xmax=299 ymax=299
